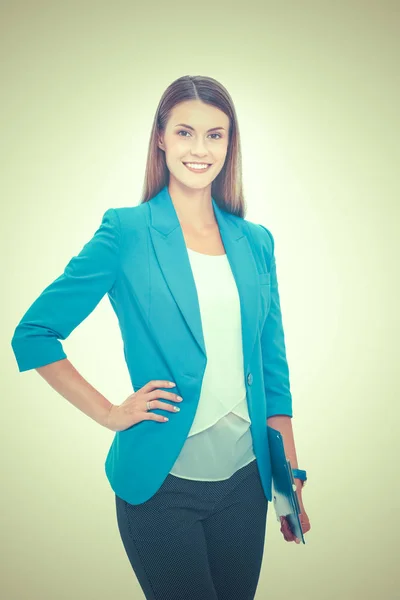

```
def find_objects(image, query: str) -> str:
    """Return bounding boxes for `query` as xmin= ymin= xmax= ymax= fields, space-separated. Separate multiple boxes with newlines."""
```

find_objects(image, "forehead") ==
xmin=169 ymin=100 xmax=229 ymax=129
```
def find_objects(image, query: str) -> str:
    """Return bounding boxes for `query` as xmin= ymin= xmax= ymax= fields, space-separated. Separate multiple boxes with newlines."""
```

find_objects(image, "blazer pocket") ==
xmin=259 ymin=271 xmax=271 ymax=285
xmin=259 ymin=272 xmax=272 ymax=317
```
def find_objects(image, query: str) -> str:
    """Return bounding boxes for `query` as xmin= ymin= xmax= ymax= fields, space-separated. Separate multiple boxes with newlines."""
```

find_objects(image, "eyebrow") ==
xmin=174 ymin=123 xmax=226 ymax=132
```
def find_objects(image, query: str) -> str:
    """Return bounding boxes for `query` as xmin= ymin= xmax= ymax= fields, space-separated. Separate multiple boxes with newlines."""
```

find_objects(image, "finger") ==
xmin=139 ymin=380 xmax=172 ymax=393
xmin=147 ymin=380 xmax=176 ymax=390
xmin=280 ymin=518 xmax=292 ymax=541
xmin=280 ymin=517 xmax=296 ymax=542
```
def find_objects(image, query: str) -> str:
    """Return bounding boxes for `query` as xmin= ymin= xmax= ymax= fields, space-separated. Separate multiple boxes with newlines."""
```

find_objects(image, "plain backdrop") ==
xmin=1 ymin=1 xmax=399 ymax=599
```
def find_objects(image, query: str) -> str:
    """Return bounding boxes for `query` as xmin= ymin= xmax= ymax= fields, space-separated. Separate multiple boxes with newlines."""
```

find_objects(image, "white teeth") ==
xmin=185 ymin=163 xmax=210 ymax=169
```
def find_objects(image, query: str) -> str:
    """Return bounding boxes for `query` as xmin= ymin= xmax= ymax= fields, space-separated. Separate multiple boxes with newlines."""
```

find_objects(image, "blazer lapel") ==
xmin=148 ymin=185 xmax=261 ymax=374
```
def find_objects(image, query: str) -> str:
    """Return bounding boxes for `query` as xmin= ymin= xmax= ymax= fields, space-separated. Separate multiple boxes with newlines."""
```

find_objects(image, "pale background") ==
xmin=1 ymin=1 xmax=399 ymax=598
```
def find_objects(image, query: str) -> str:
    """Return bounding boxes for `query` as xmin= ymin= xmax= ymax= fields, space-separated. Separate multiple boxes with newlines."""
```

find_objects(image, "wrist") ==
xmin=99 ymin=401 xmax=115 ymax=429
xmin=294 ymin=478 xmax=304 ymax=491
xmin=291 ymin=468 xmax=307 ymax=489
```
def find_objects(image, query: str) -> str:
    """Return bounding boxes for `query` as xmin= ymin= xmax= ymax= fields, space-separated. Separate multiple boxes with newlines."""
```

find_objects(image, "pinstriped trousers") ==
xmin=115 ymin=457 xmax=268 ymax=599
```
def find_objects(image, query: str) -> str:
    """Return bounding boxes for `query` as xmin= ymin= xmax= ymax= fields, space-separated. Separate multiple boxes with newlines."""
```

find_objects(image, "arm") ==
xmin=11 ymin=208 xmax=121 ymax=426
xmin=11 ymin=207 xmax=121 ymax=372
xmin=259 ymin=225 xmax=303 ymax=490
xmin=266 ymin=415 xmax=302 ymax=491
xmin=36 ymin=358 xmax=113 ymax=427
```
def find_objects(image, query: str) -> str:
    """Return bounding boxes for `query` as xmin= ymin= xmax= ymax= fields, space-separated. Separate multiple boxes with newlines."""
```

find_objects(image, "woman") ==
xmin=11 ymin=75 xmax=310 ymax=599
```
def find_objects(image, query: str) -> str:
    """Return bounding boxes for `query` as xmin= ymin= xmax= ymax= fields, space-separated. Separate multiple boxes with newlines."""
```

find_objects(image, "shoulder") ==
xmin=234 ymin=213 xmax=275 ymax=255
xmin=112 ymin=203 xmax=147 ymax=221
xmin=105 ymin=204 xmax=147 ymax=235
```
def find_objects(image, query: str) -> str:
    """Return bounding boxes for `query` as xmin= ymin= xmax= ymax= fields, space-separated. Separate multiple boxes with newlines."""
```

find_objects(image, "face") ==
xmin=158 ymin=100 xmax=230 ymax=191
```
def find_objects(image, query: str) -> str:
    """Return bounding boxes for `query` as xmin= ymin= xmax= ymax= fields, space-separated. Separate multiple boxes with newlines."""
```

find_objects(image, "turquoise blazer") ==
xmin=11 ymin=185 xmax=293 ymax=505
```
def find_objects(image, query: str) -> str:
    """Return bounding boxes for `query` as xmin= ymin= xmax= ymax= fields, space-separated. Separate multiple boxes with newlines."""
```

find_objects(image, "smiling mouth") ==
xmin=182 ymin=162 xmax=212 ymax=171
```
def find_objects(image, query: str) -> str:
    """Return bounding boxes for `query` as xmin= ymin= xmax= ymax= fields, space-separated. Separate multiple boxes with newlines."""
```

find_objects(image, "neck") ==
xmin=167 ymin=181 xmax=217 ymax=229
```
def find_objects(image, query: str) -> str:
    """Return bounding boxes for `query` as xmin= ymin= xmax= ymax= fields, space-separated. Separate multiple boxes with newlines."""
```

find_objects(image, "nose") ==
xmin=190 ymin=137 xmax=209 ymax=157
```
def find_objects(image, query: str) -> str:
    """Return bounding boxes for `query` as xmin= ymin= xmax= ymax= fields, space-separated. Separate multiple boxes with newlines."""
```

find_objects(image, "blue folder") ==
xmin=267 ymin=426 xmax=306 ymax=544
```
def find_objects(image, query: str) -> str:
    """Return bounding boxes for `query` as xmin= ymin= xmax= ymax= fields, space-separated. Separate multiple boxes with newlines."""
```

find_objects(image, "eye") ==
xmin=177 ymin=130 xmax=222 ymax=140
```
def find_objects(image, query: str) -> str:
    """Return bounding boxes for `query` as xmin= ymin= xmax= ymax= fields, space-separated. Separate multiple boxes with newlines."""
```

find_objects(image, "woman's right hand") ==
xmin=104 ymin=380 xmax=183 ymax=432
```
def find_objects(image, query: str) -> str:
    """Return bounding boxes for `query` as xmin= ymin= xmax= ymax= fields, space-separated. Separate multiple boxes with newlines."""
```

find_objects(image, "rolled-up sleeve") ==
xmin=259 ymin=224 xmax=293 ymax=418
xmin=11 ymin=208 xmax=121 ymax=372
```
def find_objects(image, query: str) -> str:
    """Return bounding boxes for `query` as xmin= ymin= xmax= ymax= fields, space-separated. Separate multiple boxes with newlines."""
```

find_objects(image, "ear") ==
xmin=157 ymin=137 xmax=165 ymax=151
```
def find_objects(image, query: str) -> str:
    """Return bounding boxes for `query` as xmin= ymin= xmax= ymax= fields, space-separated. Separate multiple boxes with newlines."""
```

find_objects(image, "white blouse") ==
xmin=169 ymin=246 xmax=257 ymax=481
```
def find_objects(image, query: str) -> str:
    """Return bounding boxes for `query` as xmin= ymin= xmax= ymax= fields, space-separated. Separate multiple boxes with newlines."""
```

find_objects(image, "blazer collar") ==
xmin=147 ymin=185 xmax=261 ymax=373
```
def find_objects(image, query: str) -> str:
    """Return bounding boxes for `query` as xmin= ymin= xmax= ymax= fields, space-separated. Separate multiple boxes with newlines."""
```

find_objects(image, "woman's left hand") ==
xmin=279 ymin=490 xmax=311 ymax=544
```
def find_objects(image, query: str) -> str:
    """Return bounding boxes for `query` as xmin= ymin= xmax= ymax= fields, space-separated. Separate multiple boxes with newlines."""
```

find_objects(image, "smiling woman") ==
xmin=11 ymin=73 xmax=306 ymax=600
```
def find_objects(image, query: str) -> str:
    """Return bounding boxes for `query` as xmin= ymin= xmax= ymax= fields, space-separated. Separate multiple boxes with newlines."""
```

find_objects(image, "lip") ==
xmin=182 ymin=162 xmax=212 ymax=165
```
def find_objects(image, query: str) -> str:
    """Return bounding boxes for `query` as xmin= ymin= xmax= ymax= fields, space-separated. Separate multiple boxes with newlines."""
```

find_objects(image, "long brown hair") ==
xmin=139 ymin=75 xmax=246 ymax=218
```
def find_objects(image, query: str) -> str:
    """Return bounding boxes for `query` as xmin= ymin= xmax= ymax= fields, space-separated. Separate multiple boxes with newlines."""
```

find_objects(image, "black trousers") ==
xmin=115 ymin=458 xmax=269 ymax=599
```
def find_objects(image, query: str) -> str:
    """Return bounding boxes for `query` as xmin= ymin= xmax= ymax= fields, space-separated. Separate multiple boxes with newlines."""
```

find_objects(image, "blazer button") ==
xmin=247 ymin=373 xmax=253 ymax=385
